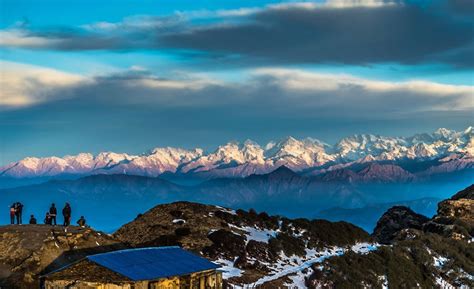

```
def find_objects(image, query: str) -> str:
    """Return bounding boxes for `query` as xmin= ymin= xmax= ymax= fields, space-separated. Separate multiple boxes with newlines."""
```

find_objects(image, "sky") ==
xmin=0 ymin=0 xmax=473 ymax=165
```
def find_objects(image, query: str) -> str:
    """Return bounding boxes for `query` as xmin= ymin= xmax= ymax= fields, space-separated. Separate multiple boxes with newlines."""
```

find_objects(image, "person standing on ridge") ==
xmin=76 ymin=216 xmax=86 ymax=227
xmin=62 ymin=203 xmax=71 ymax=226
xmin=9 ymin=204 xmax=15 ymax=225
xmin=29 ymin=215 xmax=37 ymax=224
xmin=15 ymin=202 xmax=23 ymax=225
xmin=49 ymin=203 xmax=57 ymax=225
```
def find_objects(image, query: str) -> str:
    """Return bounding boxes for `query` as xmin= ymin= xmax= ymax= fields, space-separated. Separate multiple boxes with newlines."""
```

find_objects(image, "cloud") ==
xmin=0 ymin=29 xmax=61 ymax=48
xmin=1 ymin=63 xmax=471 ymax=158
xmin=2 ymin=62 xmax=472 ymax=116
xmin=0 ymin=61 xmax=86 ymax=107
xmin=0 ymin=1 xmax=471 ymax=67
xmin=163 ymin=2 xmax=473 ymax=67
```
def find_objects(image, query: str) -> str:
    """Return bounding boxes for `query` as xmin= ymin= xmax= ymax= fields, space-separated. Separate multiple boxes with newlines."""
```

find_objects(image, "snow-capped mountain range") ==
xmin=1 ymin=127 xmax=473 ymax=179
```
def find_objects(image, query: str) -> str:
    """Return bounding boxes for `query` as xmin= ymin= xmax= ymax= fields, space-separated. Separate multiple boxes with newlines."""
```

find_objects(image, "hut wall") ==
xmin=44 ymin=280 xmax=136 ymax=289
xmin=44 ymin=270 xmax=222 ymax=289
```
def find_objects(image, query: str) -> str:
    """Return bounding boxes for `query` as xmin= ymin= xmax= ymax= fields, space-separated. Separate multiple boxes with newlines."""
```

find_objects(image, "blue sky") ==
xmin=0 ymin=0 xmax=473 ymax=165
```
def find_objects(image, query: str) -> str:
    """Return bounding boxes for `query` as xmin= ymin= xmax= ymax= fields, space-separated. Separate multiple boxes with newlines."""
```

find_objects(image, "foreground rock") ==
xmin=0 ymin=225 xmax=126 ymax=289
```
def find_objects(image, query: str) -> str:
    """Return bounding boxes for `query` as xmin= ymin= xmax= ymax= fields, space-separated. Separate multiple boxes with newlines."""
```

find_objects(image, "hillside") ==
xmin=0 ymin=225 xmax=126 ymax=289
xmin=306 ymin=184 xmax=474 ymax=288
xmin=114 ymin=201 xmax=373 ymax=287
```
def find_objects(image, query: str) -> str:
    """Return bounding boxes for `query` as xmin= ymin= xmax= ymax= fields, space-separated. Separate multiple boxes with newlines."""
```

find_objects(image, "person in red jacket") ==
xmin=9 ymin=204 xmax=15 ymax=225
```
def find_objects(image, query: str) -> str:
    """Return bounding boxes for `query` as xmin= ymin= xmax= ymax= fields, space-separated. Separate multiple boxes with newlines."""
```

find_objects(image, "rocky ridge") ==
xmin=306 ymin=185 xmax=474 ymax=288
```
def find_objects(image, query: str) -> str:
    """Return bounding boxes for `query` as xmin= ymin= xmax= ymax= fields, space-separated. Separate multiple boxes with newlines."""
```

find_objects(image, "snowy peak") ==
xmin=1 ymin=127 xmax=473 ymax=179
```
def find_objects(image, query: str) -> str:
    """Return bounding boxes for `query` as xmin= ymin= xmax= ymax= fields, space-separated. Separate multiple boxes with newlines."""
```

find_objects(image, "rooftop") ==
xmin=48 ymin=246 xmax=220 ymax=281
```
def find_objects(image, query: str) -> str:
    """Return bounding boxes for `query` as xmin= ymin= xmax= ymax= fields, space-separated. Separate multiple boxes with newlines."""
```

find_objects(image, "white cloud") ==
xmin=269 ymin=0 xmax=396 ymax=10
xmin=253 ymin=68 xmax=474 ymax=110
xmin=0 ymin=29 xmax=60 ymax=49
xmin=0 ymin=61 xmax=86 ymax=107
xmin=1 ymin=62 xmax=472 ymax=114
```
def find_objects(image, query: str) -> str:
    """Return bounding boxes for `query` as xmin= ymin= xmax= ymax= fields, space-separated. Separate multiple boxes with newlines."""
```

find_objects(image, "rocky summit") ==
xmin=372 ymin=206 xmax=430 ymax=244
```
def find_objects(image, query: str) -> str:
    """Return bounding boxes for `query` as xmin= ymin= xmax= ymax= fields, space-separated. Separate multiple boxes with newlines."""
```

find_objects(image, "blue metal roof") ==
xmin=86 ymin=246 xmax=220 ymax=281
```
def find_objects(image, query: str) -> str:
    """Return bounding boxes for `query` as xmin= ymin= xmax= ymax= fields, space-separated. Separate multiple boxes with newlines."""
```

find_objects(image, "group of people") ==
xmin=9 ymin=202 xmax=87 ymax=227
xmin=9 ymin=202 xmax=24 ymax=224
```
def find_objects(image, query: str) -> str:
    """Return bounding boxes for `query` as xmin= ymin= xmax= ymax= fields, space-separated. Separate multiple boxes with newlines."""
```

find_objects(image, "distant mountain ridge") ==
xmin=1 ymin=127 xmax=473 ymax=181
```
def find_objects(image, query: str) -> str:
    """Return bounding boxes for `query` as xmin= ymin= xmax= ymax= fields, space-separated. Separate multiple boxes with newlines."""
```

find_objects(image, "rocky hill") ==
xmin=114 ymin=201 xmax=372 ymax=287
xmin=0 ymin=225 xmax=126 ymax=289
xmin=306 ymin=184 xmax=474 ymax=288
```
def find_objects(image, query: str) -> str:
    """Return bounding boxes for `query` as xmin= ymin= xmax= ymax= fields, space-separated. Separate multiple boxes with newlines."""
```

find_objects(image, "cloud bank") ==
xmin=2 ymin=62 xmax=472 ymax=116
xmin=1 ymin=1 xmax=472 ymax=67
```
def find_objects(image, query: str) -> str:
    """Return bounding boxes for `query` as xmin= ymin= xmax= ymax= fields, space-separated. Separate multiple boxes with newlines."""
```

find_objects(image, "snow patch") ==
xmin=351 ymin=242 xmax=379 ymax=254
xmin=172 ymin=219 xmax=186 ymax=224
xmin=216 ymin=206 xmax=237 ymax=215
xmin=215 ymin=259 xmax=242 ymax=279
xmin=435 ymin=277 xmax=455 ymax=289
xmin=433 ymin=255 xmax=448 ymax=268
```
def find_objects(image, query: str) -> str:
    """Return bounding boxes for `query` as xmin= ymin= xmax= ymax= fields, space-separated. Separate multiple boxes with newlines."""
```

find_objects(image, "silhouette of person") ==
xmin=77 ymin=216 xmax=86 ymax=227
xmin=49 ymin=203 xmax=57 ymax=225
xmin=62 ymin=203 xmax=71 ymax=226
xmin=15 ymin=202 xmax=23 ymax=225
xmin=29 ymin=215 xmax=37 ymax=224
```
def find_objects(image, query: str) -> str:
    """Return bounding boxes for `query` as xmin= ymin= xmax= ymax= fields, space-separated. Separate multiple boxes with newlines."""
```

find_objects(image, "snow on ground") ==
xmin=284 ymin=268 xmax=314 ymax=289
xmin=435 ymin=277 xmax=456 ymax=289
xmin=351 ymin=242 xmax=379 ymax=254
xmin=216 ymin=206 xmax=237 ymax=215
xmin=172 ymin=219 xmax=186 ymax=224
xmin=215 ymin=259 xmax=242 ymax=279
xmin=242 ymin=226 xmax=277 ymax=243
xmin=228 ymin=224 xmax=277 ymax=243
xmin=249 ymin=247 xmax=345 ymax=286
xmin=378 ymin=275 xmax=388 ymax=289
xmin=231 ymin=243 xmax=379 ymax=288
xmin=433 ymin=255 xmax=448 ymax=268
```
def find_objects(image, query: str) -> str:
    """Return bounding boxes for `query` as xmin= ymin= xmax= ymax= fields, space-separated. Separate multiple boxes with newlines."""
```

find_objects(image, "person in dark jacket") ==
xmin=77 ymin=216 xmax=86 ymax=227
xmin=49 ymin=203 xmax=57 ymax=225
xmin=29 ymin=215 xmax=37 ymax=224
xmin=15 ymin=202 xmax=23 ymax=224
xmin=62 ymin=203 xmax=71 ymax=226
xmin=10 ymin=204 xmax=15 ymax=225
xmin=44 ymin=212 xmax=52 ymax=225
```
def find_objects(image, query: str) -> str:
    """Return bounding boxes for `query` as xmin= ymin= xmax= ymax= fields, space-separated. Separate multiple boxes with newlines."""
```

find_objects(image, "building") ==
xmin=42 ymin=246 xmax=222 ymax=289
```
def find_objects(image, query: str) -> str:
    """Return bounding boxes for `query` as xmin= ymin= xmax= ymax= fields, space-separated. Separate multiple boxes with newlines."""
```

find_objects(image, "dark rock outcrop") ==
xmin=372 ymin=206 xmax=429 ymax=244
